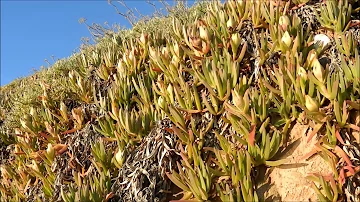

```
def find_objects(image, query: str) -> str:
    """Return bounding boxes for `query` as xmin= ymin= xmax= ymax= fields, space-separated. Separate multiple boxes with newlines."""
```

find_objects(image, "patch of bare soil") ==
xmin=257 ymin=122 xmax=333 ymax=201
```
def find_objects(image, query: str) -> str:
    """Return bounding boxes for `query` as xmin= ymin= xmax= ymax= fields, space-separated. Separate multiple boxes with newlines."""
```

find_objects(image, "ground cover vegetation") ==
xmin=0 ymin=0 xmax=359 ymax=201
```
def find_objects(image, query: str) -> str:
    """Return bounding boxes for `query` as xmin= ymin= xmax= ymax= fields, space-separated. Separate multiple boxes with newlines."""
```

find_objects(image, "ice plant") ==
xmin=315 ymin=0 xmax=352 ymax=33
xmin=1 ymin=1 xmax=360 ymax=202
xmin=335 ymin=31 xmax=358 ymax=57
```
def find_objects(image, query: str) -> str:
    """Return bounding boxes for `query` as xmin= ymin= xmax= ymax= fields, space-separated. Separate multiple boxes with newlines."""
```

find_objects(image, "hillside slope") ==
xmin=1 ymin=1 xmax=359 ymax=201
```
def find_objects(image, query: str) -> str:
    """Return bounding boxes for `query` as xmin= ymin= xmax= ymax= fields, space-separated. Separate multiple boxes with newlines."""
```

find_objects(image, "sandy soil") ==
xmin=257 ymin=122 xmax=333 ymax=201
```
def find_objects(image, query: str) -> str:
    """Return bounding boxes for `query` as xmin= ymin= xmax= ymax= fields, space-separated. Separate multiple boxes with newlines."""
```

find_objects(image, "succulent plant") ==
xmin=166 ymin=144 xmax=214 ymax=201
xmin=307 ymin=174 xmax=341 ymax=202
xmin=2 ymin=1 xmax=360 ymax=202
xmin=315 ymin=0 xmax=352 ymax=33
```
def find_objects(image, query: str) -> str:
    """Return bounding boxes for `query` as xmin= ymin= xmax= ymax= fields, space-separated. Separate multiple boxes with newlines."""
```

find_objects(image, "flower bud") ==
xmin=140 ymin=33 xmax=148 ymax=45
xmin=129 ymin=50 xmax=135 ymax=62
xmin=149 ymin=46 xmax=157 ymax=59
xmin=239 ymin=0 xmax=245 ymax=7
xmin=69 ymin=71 xmax=75 ymax=80
xmin=171 ymin=56 xmax=180 ymax=68
xmin=227 ymin=16 xmax=236 ymax=29
xmin=115 ymin=149 xmax=125 ymax=167
xmin=307 ymin=50 xmax=317 ymax=63
xmin=281 ymin=31 xmax=292 ymax=48
xmin=28 ymin=108 xmax=34 ymax=116
xmin=23 ymin=114 xmax=32 ymax=122
xmin=312 ymin=59 xmax=325 ymax=83
xmin=279 ymin=15 xmax=290 ymax=31
xmin=305 ymin=95 xmax=319 ymax=112
xmin=231 ymin=33 xmax=241 ymax=54
xmin=77 ymin=76 xmax=84 ymax=92
xmin=122 ymin=52 xmax=128 ymax=63
xmin=298 ymin=67 xmax=308 ymax=80
xmin=20 ymin=116 xmax=32 ymax=132
xmin=167 ymin=84 xmax=174 ymax=102
xmin=30 ymin=107 xmax=39 ymax=124
xmin=161 ymin=46 xmax=169 ymax=59
xmin=46 ymin=143 xmax=55 ymax=161
xmin=30 ymin=160 xmax=40 ymax=172
xmin=1 ymin=166 xmax=8 ymax=180
xmin=194 ymin=49 xmax=202 ymax=57
xmin=60 ymin=102 xmax=68 ymax=122
xmin=14 ymin=145 xmax=21 ymax=154
xmin=20 ymin=119 xmax=27 ymax=130
xmin=307 ymin=50 xmax=324 ymax=83
xmin=30 ymin=107 xmax=37 ymax=119
xmin=173 ymin=42 xmax=182 ymax=58
xmin=157 ymin=96 xmax=166 ymax=109
xmin=232 ymin=32 xmax=241 ymax=46
xmin=233 ymin=90 xmax=243 ymax=109
xmin=199 ymin=25 xmax=210 ymax=41
xmin=111 ymin=100 xmax=119 ymax=120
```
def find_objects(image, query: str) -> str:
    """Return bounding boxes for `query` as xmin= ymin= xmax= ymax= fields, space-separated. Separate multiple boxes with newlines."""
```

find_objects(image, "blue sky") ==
xmin=1 ymin=0 xmax=187 ymax=86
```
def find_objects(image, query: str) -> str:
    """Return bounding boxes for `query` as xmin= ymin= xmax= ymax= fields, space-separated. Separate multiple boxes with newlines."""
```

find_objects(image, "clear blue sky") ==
xmin=1 ymin=0 xmax=187 ymax=86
